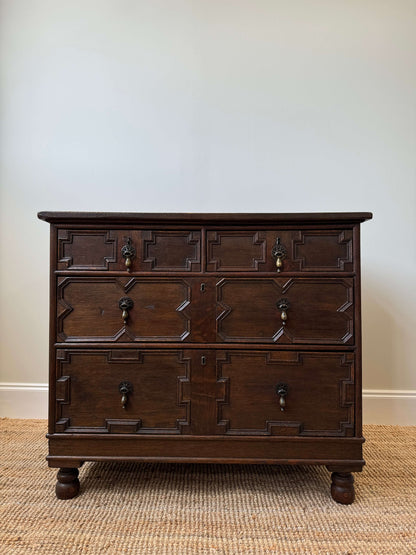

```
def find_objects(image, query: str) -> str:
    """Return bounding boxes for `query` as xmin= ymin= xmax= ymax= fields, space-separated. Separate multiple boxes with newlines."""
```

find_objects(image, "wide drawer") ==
xmin=54 ymin=349 xmax=191 ymax=434
xmin=216 ymin=277 xmax=354 ymax=344
xmin=57 ymin=276 xmax=354 ymax=345
xmin=216 ymin=351 xmax=355 ymax=437
xmin=207 ymin=229 xmax=354 ymax=272
xmin=54 ymin=348 xmax=355 ymax=438
xmin=57 ymin=229 xmax=201 ymax=272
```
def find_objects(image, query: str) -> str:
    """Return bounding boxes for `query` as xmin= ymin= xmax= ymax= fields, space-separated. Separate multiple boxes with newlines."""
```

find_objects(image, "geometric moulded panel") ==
xmin=56 ymin=277 xmax=192 ymax=342
xmin=216 ymin=278 xmax=354 ymax=344
xmin=55 ymin=349 xmax=191 ymax=434
xmin=58 ymin=230 xmax=116 ymax=270
xmin=216 ymin=351 xmax=355 ymax=437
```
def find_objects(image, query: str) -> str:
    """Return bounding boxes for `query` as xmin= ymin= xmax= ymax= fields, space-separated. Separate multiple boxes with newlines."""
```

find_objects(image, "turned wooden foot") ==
xmin=56 ymin=468 xmax=80 ymax=499
xmin=330 ymin=472 xmax=355 ymax=504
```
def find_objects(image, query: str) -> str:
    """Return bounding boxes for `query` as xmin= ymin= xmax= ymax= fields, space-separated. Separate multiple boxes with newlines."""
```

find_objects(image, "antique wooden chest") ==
xmin=38 ymin=211 xmax=372 ymax=503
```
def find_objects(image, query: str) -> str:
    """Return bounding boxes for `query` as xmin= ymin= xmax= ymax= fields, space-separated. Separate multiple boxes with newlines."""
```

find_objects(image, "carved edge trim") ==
xmin=292 ymin=230 xmax=353 ymax=271
xmin=58 ymin=230 xmax=117 ymax=270
xmin=206 ymin=231 xmax=266 ymax=271
xmin=143 ymin=231 xmax=201 ymax=271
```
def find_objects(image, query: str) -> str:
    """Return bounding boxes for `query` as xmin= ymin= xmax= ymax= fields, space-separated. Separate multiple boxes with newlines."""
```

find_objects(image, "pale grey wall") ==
xmin=0 ymin=1 xmax=415 ymax=407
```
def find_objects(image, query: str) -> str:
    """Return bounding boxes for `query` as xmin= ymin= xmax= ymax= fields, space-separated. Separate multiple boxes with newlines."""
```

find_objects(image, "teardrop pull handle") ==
xmin=119 ymin=381 xmax=133 ymax=409
xmin=121 ymin=237 xmax=136 ymax=272
xmin=271 ymin=238 xmax=287 ymax=272
xmin=276 ymin=298 xmax=290 ymax=325
xmin=276 ymin=382 xmax=288 ymax=411
xmin=119 ymin=297 xmax=134 ymax=324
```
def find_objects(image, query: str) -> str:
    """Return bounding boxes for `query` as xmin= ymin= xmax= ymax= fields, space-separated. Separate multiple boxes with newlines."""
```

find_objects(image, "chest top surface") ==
xmin=39 ymin=211 xmax=372 ymax=225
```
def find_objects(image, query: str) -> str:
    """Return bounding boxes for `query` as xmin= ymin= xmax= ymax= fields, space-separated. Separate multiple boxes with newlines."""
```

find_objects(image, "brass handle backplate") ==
xmin=119 ymin=297 xmax=134 ymax=324
xmin=276 ymin=298 xmax=290 ymax=325
xmin=119 ymin=381 xmax=133 ymax=409
xmin=271 ymin=238 xmax=287 ymax=272
xmin=121 ymin=237 xmax=136 ymax=271
xmin=276 ymin=382 xmax=288 ymax=411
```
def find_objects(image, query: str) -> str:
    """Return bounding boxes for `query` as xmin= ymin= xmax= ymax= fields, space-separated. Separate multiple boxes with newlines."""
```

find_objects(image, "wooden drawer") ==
xmin=56 ymin=276 xmax=215 ymax=343
xmin=55 ymin=349 xmax=191 ymax=434
xmin=216 ymin=277 xmax=354 ymax=344
xmin=57 ymin=227 xmax=353 ymax=273
xmin=57 ymin=276 xmax=354 ymax=345
xmin=216 ymin=351 xmax=355 ymax=437
xmin=57 ymin=229 xmax=201 ymax=272
xmin=55 ymin=348 xmax=354 ymax=438
xmin=207 ymin=229 xmax=354 ymax=272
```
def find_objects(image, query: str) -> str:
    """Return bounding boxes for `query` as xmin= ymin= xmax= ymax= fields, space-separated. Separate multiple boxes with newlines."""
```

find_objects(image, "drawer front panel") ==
xmin=55 ymin=349 xmax=191 ymax=433
xmin=57 ymin=229 xmax=201 ymax=272
xmin=57 ymin=277 xmax=193 ymax=342
xmin=216 ymin=351 xmax=355 ymax=437
xmin=216 ymin=278 xmax=353 ymax=344
xmin=206 ymin=229 xmax=353 ymax=272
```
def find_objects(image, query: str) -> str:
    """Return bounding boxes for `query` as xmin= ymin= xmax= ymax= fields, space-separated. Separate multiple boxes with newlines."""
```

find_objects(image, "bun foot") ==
xmin=330 ymin=472 xmax=355 ymax=504
xmin=56 ymin=468 xmax=80 ymax=499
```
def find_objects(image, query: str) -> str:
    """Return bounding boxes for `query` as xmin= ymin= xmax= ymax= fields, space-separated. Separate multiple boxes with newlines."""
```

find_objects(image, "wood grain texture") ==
xmin=216 ymin=351 xmax=354 ymax=437
xmin=55 ymin=349 xmax=191 ymax=434
xmin=216 ymin=278 xmax=354 ymax=344
xmin=207 ymin=229 xmax=354 ymax=273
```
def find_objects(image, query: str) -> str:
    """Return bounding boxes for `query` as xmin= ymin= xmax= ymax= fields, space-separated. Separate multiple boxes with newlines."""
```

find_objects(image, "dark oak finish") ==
xmin=57 ymin=229 xmax=201 ymax=272
xmin=57 ymin=277 xmax=193 ymax=342
xmin=215 ymin=351 xmax=355 ymax=437
xmin=55 ymin=349 xmax=191 ymax=434
xmin=55 ymin=468 xmax=80 ymax=500
xmin=330 ymin=472 xmax=355 ymax=504
xmin=38 ymin=212 xmax=372 ymax=224
xmin=216 ymin=278 xmax=354 ymax=344
xmin=207 ymin=229 xmax=353 ymax=272
xmin=39 ymin=211 xmax=372 ymax=503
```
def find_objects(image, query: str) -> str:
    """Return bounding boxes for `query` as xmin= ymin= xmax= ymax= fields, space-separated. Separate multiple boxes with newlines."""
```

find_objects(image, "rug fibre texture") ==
xmin=1 ymin=420 xmax=415 ymax=554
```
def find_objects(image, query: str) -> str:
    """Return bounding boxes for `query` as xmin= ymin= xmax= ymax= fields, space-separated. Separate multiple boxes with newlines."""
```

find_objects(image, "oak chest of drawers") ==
xmin=38 ymin=211 xmax=372 ymax=503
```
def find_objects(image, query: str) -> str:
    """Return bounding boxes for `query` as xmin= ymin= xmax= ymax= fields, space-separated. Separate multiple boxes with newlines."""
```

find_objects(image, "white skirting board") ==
xmin=362 ymin=389 xmax=416 ymax=426
xmin=0 ymin=383 xmax=49 ymax=419
xmin=0 ymin=383 xmax=415 ymax=425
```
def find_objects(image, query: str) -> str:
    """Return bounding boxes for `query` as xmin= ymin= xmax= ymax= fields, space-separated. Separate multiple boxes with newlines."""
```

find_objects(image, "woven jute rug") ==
xmin=0 ymin=420 xmax=415 ymax=554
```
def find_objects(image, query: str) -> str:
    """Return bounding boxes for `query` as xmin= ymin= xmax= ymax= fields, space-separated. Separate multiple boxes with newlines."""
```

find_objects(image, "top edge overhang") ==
xmin=38 ymin=212 xmax=373 ymax=225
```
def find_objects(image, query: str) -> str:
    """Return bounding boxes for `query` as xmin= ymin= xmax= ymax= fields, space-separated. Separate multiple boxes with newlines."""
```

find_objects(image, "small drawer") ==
xmin=206 ymin=229 xmax=354 ymax=272
xmin=57 ymin=229 xmax=201 ymax=272
xmin=55 ymin=349 xmax=191 ymax=433
xmin=216 ymin=351 xmax=355 ymax=437
xmin=216 ymin=277 xmax=354 ymax=345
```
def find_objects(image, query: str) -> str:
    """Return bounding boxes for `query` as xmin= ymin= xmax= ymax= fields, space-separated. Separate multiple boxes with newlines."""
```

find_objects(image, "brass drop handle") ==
xmin=121 ymin=237 xmax=136 ymax=272
xmin=276 ymin=383 xmax=288 ymax=411
xmin=271 ymin=238 xmax=287 ymax=272
xmin=276 ymin=298 xmax=289 ymax=325
xmin=119 ymin=297 xmax=134 ymax=324
xmin=119 ymin=381 xmax=133 ymax=409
